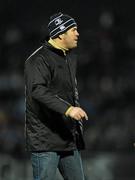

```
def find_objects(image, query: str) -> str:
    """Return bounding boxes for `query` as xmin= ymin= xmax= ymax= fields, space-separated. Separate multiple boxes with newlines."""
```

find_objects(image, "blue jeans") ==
xmin=31 ymin=150 xmax=85 ymax=180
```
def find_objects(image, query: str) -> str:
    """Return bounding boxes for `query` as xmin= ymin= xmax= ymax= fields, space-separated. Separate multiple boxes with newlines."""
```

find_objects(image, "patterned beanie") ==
xmin=48 ymin=12 xmax=77 ymax=39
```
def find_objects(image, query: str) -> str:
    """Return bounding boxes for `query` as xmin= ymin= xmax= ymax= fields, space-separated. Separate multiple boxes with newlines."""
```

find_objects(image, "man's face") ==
xmin=62 ymin=27 xmax=79 ymax=49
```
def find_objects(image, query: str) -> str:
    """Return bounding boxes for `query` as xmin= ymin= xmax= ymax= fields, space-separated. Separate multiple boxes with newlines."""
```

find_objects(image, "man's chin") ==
xmin=69 ymin=43 xmax=78 ymax=49
xmin=73 ymin=43 xmax=78 ymax=48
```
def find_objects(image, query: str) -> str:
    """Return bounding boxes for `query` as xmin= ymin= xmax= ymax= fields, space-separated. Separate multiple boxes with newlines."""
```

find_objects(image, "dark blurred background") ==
xmin=0 ymin=0 xmax=135 ymax=179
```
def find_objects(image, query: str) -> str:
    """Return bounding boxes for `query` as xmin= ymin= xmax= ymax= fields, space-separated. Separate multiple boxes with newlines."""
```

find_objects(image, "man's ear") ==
xmin=59 ymin=34 xmax=64 ymax=40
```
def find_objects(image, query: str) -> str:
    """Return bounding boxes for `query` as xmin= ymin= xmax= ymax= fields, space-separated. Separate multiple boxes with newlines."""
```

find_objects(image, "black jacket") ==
xmin=24 ymin=41 xmax=85 ymax=152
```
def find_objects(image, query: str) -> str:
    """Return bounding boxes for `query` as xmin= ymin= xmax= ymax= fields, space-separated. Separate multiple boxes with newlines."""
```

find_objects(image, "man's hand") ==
xmin=66 ymin=106 xmax=88 ymax=121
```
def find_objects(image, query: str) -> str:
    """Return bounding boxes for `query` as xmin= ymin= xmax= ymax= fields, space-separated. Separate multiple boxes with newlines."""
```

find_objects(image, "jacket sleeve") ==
xmin=25 ymin=55 xmax=71 ymax=114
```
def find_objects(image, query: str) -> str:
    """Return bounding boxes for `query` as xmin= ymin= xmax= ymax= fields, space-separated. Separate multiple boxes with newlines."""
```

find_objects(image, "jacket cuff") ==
xmin=65 ymin=106 xmax=74 ymax=116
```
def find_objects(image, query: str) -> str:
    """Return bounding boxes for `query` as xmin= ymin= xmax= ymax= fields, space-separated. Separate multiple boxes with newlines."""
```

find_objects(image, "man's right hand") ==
xmin=66 ymin=106 xmax=88 ymax=121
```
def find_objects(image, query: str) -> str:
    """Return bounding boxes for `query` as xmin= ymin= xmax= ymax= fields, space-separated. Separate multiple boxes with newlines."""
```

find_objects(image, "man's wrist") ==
xmin=65 ymin=106 xmax=74 ymax=116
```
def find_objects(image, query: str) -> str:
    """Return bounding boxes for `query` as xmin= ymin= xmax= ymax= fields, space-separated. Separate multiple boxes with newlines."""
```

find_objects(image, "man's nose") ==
xmin=76 ymin=31 xmax=79 ymax=36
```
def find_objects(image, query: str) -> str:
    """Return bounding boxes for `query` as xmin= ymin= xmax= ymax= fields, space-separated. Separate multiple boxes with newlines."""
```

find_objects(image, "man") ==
xmin=24 ymin=12 xmax=88 ymax=180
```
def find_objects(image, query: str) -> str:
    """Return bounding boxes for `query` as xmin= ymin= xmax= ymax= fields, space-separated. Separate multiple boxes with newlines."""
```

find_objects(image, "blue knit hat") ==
xmin=48 ymin=12 xmax=77 ymax=39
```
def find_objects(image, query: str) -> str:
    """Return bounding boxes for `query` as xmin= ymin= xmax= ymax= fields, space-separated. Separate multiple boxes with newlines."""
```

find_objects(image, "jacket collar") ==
xmin=48 ymin=38 xmax=68 ymax=56
xmin=43 ymin=40 xmax=71 ymax=57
